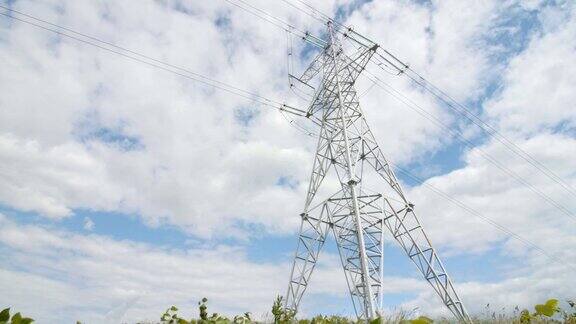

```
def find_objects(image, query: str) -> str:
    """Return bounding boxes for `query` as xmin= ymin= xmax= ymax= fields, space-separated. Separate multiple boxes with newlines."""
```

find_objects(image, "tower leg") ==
xmin=359 ymin=124 xmax=471 ymax=322
xmin=382 ymin=198 xmax=471 ymax=322
xmin=285 ymin=203 xmax=331 ymax=313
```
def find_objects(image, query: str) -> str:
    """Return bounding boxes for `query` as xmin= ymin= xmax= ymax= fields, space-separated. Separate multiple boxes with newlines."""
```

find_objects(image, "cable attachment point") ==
xmin=406 ymin=202 xmax=415 ymax=212
xmin=398 ymin=63 xmax=409 ymax=75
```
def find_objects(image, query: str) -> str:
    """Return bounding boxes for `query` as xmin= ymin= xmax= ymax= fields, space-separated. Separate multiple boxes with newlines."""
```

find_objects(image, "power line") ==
xmin=211 ymin=0 xmax=576 ymax=229
xmin=0 ymin=4 xmax=320 ymax=139
xmin=390 ymin=162 xmax=576 ymax=272
xmin=285 ymin=0 xmax=576 ymax=203
xmin=402 ymin=65 xmax=576 ymax=199
xmin=293 ymin=96 xmax=575 ymax=273
xmin=3 ymin=1 xmax=572 ymax=272
xmin=0 ymin=6 xmax=306 ymax=118
xmin=223 ymin=0 xmax=296 ymax=33
xmin=233 ymin=0 xmax=576 ymax=250
xmin=221 ymin=0 xmax=327 ymax=48
xmin=361 ymin=66 xmax=576 ymax=224
xmin=280 ymin=0 xmax=326 ymax=25
xmin=376 ymin=48 xmax=576 ymax=200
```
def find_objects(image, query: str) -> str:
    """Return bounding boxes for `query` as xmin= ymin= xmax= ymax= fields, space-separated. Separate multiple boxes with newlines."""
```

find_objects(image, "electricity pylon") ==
xmin=284 ymin=21 xmax=471 ymax=322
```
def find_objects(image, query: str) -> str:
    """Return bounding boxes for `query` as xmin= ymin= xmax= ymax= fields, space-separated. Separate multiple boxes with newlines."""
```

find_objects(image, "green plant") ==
xmin=534 ymin=299 xmax=560 ymax=318
xmin=517 ymin=298 xmax=576 ymax=323
xmin=160 ymin=305 xmax=188 ymax=324
xmin=0 ymin=308 xmax=34 ymax=324
xmin=199 ymin=298 xmax=209 ymax=321
xmin=198 ymin=298 xmax=231 ymax=324
xmin=157 ymin=296 xmax=576 ymax=324
xmin=158 ymin=298 xmax=252 ymax=324
xmin=271 ymin=296 xmax=295 ymax=323
xmin=232 ymin=312 xmax=251 ymax=324
xmin=519 ymin=309 xmax=532 ymax=323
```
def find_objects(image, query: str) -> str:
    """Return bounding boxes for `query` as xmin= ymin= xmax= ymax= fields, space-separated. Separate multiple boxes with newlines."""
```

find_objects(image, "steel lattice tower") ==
xmin=284 ymin=22 xmax=471 ymax=322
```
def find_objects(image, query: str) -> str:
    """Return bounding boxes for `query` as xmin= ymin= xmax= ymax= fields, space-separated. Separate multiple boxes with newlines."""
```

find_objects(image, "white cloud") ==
xmin=0 ymin=215 xmax=287 ymax=323
xmin=2 ymin=212 xmax=572 ymax=322
xmin=485 ymin=2 xmax=576 ymax=135
xmin=0 ymin=215 xmax=385 ymax=323
xmin=0 ymin=0 xmax=507 ymax=238
xmin=1 ymin=0 xmax=576 ymax=321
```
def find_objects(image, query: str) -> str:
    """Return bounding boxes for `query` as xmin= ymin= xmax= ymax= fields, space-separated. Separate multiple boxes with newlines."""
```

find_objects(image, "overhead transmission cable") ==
xmin=390 ymin=162 xmax=575 ymax=272
xmin=285 ymin=0 xmax=576 ymax=202
xmin=408 ymin=65 xmax=576 ymax=199
xmin=3 ymin=2 xmax=573 ymax=270
xmin=219 ymin=0 xmax=326 ymax=136
xmin=374 ymin=51 xmax=576 ymax=200
xmin=221 ymin=0 xmax=326 ymax=48
xmin=279 ymin=0 xmax=327 ymax=25
xmin=360 ymin=66 xmax=576 ymax=223
xmin=243 ymin=0 xmax=576 ymax=223
xmin=234 ymin=0 xmax=576 ymax=221
xmin=0 ymin=5 xmax=306 ymax=118
xmin=255 ymin=0 xmax=576 ymax=268
xmin=290 ymin=88 xmax=574 ymax=271
xmin=223 ymin=0 xmax=292 ymax=32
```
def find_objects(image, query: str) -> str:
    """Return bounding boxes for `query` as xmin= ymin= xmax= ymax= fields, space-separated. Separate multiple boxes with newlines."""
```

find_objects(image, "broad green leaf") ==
xmin=534 ymin=299 xmax=559 ymax=317
xmin=11 ymin=312 xmax=22 ymax=324
xmin=20 ymin=318 xmax=34 ymax=324
xmin=0 ymin=308 xmax=9 ymax=322
xmin=545 ymin=299 xmax=559 ymax=309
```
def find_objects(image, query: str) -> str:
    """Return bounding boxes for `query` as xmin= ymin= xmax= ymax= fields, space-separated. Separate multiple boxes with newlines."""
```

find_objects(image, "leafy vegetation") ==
xmin=159 ymin=298 xmax=251 ymax=324
xmin=156 ymin=297 xmax=576 ymax=324
xmin=3 ymin=297 xmax=574 ymax=323
xmin=518 ymin=299 xmax=576 ymax=323
xmin=0 ymin=308 xmax=34 ymax=324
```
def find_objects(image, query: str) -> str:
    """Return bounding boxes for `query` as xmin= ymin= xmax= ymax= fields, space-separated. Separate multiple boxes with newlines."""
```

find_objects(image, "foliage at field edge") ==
xmin=155 ymin=297 xmax=576 ymax=324
xmin=1 ymin=297 xmax=574 ymax=323
xmin=0 ymin=307 xmax=34 ymax=324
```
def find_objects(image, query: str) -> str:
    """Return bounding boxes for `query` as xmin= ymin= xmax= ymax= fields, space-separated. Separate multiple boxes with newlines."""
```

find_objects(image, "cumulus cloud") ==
xmin=0 ymin=216 xmax=378 ymax=322
xmin=1 ymin=0 xmax=576 ymax=321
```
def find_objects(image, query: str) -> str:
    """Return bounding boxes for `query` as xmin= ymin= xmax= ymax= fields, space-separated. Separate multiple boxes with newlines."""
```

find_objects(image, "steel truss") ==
xmin=285 ymin=22 xmax=471 ymax=322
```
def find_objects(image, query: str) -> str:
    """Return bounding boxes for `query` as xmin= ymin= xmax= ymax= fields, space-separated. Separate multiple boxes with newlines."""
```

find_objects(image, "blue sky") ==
xmin=0 ymin=0 xmax=575 ymax=323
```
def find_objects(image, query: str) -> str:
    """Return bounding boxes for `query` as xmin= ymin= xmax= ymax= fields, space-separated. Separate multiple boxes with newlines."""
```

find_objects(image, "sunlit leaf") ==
xmin=534 ymin=299 xmax=559 ymax=317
